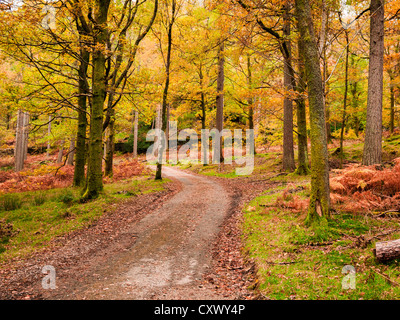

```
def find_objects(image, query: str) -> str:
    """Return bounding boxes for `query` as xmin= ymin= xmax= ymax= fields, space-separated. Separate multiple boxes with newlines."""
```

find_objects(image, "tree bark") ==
xmin=389 ymin=74 xmax=395 ymax=134
xmin=296 ymin=37 xmax=309 ymax=175
xmin=133 ymin=110 xmax=139 ymax=158
xmin=247 ymin=54 xmax=255 ymax=156
xmin=14 ymin=109 xmax=28 ymax=172
xmin=67 ymin=137 xmax=75 ymax=166
xmin=82 ymin=0 xmax=111 ymax=199
xmin=73 ymin=38 xmax=90 ymax=187
xmin=214 ymin=40 xmax=225 ymax=164
xmin=199 ymin=65 xmax=206 ymax=130
xmin=156 ymin=0 xmax=175 ymax=180
xmin=104 ymin=107 xmax=115 ymax=177
xmin=295 ymin=0 xmax=330 ymax=224
xmin=46 ymin=115 xmax=52 ymax=159
xmin=363 ymin=0 xmax=384 ymax=166
xmin=22 ymin=112 xmax=29 ymax=162
xmin=57 ymin=140 xmax=65 ymax=164
xmin=282 ymin=4 xmax=296 ymax=172
xmin=340 ymin=30 xmax=350 ymax=169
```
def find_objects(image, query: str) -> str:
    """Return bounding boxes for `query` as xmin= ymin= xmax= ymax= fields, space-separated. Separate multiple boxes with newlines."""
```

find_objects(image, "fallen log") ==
xmin=374 ymin=239 xmax=400 ymax=263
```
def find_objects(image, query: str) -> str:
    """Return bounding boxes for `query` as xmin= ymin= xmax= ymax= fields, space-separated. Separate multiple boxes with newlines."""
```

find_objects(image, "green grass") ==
xmin=0 ymin=176 xmax=169 ymax=264
xmin=242 ymin=185 xmax=400 ymax=300
xmin=175 ymin=153 xmax=283 ymax=179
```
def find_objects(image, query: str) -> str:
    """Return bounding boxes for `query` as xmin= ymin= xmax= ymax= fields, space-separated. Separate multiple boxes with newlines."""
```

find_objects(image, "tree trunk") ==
xmin=350 ymin=54 xmax=361 ymax=137
xmin=22 ymin=112 xmax=29 ymax=162
xmin=296 ymin=37 xmax=309 ymax=175
xmin=133 ymin=110 xmax=139 ymax=158
xmin=104 ymin=107 xmax=115 ymax=177
xmin=156 ymin=0 xmax=175 ymax=180
xmin=82 ymin=0 xmax=111 ymax=199
xmin=73 ymin=44 xmax=90 ymax=187
xmin=247 ymin=54 xmax=255 ymax=156
xmin=15 ymin=109 xmax=28 ymax=172
xmin=390 ymin=74 xmax=395 ymax=134
xmin=363 ymin=0 xmax=384 ymax=166
xmin=295 ymin=0 xmax=330 ymax=224
xmin=46 ymin=115 xmax=52 ymax=159
xmin=214 ymin=40 xmax=225 ymax=164
xmin=340 ymin=30 xmax=350 ymax=169
xmin=282 ymin=4 xmax=296 ymax=172
xmin=67 ymin=137 xmax=75 ymax=166
xmin=57 ymin=140 xmax=65 ymax=164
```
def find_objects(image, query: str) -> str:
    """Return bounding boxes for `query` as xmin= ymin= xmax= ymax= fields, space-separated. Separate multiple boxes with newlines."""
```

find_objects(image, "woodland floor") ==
xmin=0 ymin=166 xmax=268 ymax=300
xmin=3 ymin=135 xmax=400 ymax=300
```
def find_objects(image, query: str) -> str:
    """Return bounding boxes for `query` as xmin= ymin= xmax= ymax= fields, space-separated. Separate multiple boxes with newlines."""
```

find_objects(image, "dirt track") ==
xmin=0 ymin=166 xmax=262 ymax=300
xmin=53 ymin=166 xmax=234 ymax=299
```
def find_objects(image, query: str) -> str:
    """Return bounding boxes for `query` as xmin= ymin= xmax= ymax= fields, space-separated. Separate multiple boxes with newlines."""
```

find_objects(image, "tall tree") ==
xmin=363 ymin=0 xmax=385 ymax=166
xmin=155 ymin=0 xmax=177 ymax=180
xmin=236 ymin=0 xmax=297 ymax=172
xmin=295 ymin=35 xmax=309 ymax=175
xmin=104 ymin=0 xmax=158 ymax=177
xmin=282 ymin=3 xmax=295 ymax=172
xmin=215 ymin=40 xmax=225 ymax=163
xmin=295 ymin=0 xmax=330 ymax=224
xmin=82 ymin=0 xmax=112 ymax=199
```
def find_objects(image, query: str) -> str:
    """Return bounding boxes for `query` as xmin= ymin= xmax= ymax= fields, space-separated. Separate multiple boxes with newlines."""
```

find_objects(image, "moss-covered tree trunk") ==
xmin=82 ymin=0 xmax=111 ymax=199
xmin=73 ymin=47 xmax=90 ymax=187
xmin=295 ymin=0 xmax=330 ymax=224
xmin=295 ymin=37 xmax=309 ymax=175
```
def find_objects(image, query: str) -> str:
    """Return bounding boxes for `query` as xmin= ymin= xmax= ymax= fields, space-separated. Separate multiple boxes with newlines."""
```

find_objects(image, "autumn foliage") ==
xmin=330 ymin=158 xmax=400 ymax=213
xmin=0 ymin=155 xmax=149 ymax=194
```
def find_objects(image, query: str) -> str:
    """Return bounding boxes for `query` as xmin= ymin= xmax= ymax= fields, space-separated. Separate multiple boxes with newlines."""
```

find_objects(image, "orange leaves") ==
xmin=0 ymin=155 xmax=149 ymax=194
xmin=103 ymin=159 xmax=150 ymax=183
xmin=275 ymin=186 xmax=309 ymax=213
xmin=330 ymin=158 xmax=400 ymax=213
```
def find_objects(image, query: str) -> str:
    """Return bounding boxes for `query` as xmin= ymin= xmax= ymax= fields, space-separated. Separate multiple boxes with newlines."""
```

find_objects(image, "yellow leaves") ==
xmin=357 ymin=180 xmax=367 ymax=191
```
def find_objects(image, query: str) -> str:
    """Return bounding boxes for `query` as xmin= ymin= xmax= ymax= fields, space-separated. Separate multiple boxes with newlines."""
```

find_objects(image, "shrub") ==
xmin=33 ymin=192 xmax=46 ymax=206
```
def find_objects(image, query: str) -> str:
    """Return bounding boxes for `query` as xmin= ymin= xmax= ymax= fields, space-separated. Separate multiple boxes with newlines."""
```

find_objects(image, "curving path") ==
xmin=50 ymin=166 xmax=233 ymax=300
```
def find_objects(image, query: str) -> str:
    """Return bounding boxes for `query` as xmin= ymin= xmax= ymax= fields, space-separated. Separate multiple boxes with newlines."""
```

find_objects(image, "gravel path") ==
xmin=52 ymin=166 xmax=233 ymax=299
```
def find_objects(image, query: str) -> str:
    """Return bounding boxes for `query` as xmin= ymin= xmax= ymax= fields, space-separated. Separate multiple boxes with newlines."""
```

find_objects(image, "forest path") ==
xmin=49 ymin=166 xmax=233 ymax=300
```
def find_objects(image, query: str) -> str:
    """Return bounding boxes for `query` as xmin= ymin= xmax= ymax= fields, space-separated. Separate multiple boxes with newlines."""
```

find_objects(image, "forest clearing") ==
xmin=1 ymin=0 xmax=400 ymax=305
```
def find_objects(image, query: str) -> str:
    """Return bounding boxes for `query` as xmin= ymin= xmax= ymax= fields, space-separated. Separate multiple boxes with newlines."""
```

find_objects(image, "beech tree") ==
xmin=295 ymin=0 xmax=330 ymax=223
xmin=155 ymin=0 xmax=179 ymax=180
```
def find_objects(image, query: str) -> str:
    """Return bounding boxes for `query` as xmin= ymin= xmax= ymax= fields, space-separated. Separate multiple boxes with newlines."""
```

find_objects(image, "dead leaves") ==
xmin=330 ymin=158 xmax=400 ymax=214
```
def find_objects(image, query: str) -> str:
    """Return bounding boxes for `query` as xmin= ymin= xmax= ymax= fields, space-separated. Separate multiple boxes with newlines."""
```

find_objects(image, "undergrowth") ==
xmin=242 ymin=181 xmax=400 ymax=300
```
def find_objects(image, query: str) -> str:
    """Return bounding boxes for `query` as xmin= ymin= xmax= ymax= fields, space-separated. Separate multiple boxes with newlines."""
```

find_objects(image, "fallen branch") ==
xmin=265 ymin=260 xmax=299 ymax=265
xmin=374 ymin=236 xmax=400 ymax=263
xmin=371 ymin=268 xmax=400 ymax=287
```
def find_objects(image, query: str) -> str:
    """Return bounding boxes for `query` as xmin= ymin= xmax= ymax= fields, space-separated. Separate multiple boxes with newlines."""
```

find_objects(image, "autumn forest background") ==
xmin=1 ymin=0 xmax=400 ymax=300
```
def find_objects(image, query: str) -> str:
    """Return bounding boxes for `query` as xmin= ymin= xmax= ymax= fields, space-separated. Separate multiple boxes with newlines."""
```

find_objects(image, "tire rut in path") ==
xmin=53 ymin=167 xmax=233 ymax=300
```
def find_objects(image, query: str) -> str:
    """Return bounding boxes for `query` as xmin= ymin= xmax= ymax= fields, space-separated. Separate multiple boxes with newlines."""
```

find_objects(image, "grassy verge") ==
xmin=173 ymin=152 xmax=283 ymax=179
xmin=242 ymin=182 xmax=400 ymax=300
xmin=0 ymin=176 xmax=168 ymax=264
